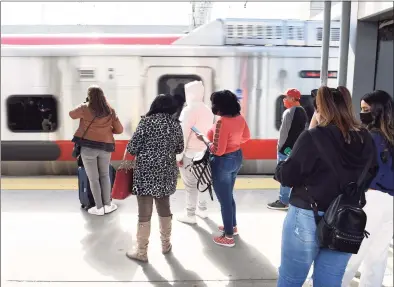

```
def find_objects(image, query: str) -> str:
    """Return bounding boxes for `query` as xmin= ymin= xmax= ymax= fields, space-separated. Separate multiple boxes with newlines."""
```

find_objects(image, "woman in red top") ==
xmin=198 ymin=90 xmax=250 ymax=247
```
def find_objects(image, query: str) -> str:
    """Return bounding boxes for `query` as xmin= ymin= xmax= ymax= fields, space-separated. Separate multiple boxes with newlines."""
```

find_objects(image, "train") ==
xmin=1 ymin=18 xmax=341 ymax=176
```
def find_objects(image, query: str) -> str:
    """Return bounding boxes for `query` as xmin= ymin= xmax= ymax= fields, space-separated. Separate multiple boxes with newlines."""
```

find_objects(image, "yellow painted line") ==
xmin=1 ymin=177 xmax=279 ymax=190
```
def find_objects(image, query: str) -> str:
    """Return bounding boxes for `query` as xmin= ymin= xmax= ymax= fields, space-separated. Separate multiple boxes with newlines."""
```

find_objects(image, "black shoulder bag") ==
xmin=309 ymin=129 xmax=372 ymax=254
xmin=186 ymin=149 xmax=214 ymax=201
xmin=72 ymin=116 xmax=97 ymax=163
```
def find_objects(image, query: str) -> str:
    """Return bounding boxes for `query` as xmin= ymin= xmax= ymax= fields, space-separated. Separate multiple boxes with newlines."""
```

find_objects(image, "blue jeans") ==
xmin=210 ymin=150 xmax=243 ymax=236
xmin=278 ymin=152 xmax=291 ymax=205
xmin=278 ymin=205 xmax=351 ymax=287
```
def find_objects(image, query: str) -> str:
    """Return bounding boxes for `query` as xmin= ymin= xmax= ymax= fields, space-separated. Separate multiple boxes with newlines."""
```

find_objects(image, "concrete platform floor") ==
xmin=1 ymin=188 xmax=393 ymax=287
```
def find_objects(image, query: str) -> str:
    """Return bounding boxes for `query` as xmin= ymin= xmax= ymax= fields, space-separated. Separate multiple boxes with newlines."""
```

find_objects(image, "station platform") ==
xmin=1 ymin=177 xmax=393 ymax=287
xmin=0 ymin=176 xmax=280 ymax=190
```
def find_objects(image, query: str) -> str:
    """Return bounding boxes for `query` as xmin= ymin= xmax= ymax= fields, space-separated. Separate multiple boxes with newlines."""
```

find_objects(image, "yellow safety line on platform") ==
xmin=1 ymin=177 xmax=279 ymax=190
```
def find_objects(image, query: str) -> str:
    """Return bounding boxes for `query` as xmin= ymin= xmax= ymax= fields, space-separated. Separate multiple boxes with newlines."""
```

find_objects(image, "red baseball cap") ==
xmin=283 ymin=88 xmax=301 ymax=100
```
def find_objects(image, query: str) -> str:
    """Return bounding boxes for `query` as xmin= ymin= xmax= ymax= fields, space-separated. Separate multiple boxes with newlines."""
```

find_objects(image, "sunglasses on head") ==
xmin=311 ymin=87 xmax=340 ymax=98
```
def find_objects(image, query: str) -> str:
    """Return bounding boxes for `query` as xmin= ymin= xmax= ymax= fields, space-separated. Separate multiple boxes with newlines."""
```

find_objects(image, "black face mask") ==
xmin=360 ymin=112 xmax=373 ymax=125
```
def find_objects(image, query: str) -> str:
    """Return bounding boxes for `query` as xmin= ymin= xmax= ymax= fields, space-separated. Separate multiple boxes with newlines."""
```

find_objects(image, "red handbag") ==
xmin=111 ymin=150 xmax=135 ymax=200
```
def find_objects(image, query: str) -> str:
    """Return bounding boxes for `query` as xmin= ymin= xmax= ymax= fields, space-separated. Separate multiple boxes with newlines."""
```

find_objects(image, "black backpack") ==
xmin=308 ymin=129 xmax=373 ymax=254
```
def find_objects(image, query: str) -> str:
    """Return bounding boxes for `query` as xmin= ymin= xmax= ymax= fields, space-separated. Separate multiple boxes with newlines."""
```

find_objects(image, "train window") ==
xmin=158 ymin=75 xmax=202 ymax=99
xmin=6 ymin=95 xmax=58 ymax=133
xmin=275 ymin=94 xmax=315 ymax=130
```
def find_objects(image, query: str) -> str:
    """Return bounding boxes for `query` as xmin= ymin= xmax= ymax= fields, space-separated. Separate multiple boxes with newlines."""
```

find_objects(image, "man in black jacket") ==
xmin=267 ymin=88 xmax=308 ymax=210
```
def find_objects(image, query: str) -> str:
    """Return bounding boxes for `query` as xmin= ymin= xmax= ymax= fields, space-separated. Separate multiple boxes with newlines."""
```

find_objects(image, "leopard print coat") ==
xmin=127 ymin=113 xmax=184 ymax=198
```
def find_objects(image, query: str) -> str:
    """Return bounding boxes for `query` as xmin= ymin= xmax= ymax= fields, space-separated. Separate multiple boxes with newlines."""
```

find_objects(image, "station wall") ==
xmin=346 ymin=2 xmax=393 ymax=113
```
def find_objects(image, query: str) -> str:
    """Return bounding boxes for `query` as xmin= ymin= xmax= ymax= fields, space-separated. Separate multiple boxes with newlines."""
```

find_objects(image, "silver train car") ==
xmin=1 ymin=19 xmax=341 ymax=176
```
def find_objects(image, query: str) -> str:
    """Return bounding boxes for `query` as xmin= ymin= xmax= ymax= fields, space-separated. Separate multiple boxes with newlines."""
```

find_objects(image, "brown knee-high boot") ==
xmin=159 ymin=216 xmax=172 ymax=254
xmin=126 ymin=221 xmax=151 ymax=262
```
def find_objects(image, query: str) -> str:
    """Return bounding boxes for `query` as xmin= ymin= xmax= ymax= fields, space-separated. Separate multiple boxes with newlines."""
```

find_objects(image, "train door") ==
xmin=144 ymin=66 xmax=213 ymax=112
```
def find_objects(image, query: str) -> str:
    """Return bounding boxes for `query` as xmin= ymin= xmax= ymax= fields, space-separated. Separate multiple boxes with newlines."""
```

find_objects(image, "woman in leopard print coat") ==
xmin=126 ymin=94 xmax=184 ymax=262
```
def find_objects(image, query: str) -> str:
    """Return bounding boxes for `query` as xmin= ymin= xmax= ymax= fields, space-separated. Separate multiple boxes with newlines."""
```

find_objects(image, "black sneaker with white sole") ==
xmin=267 ymin=200 xmax=289 ymax=210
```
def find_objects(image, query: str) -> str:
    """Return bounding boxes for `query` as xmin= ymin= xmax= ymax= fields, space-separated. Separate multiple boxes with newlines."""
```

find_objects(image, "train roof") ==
xmin=1 ymin=34 xmax=181 ymax=46
xmin=1 ymin=44 xmax=339 ymax=58
xmin=1 ymin=24 xmax=190 ymax=35
xmin=1 ymin=18 xmax=342 ymax=48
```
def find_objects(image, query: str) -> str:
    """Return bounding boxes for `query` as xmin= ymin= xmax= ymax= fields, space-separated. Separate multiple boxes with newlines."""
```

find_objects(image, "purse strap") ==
xmin=123 ymin=148 xmax=128 ymax=161
xmin=81 ymin=116 xmax=97 ymax=140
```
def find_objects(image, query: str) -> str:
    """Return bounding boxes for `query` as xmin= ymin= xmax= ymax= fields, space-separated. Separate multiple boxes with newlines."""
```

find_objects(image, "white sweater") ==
xmin=176 ymin=81 xmax=214 ymax=161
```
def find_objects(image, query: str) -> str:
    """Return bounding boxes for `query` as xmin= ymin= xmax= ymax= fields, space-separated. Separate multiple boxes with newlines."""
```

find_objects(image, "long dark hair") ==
xmin=210 ymin=90 xmax=241 ymax=117
xmin=87 ymin=85 xmax=112 ymax=117
xmin=316 ymin=86 xmax=362 ymax=142
xmin=146 ymin=94 xmax=178 ymax=117
xmin=362 ymin=90 xmax=394 ymax=147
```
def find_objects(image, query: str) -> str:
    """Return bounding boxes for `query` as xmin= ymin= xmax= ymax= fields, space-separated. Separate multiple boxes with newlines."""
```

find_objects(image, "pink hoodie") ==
xmin=176 ymin=81 xmax=214 ymax=161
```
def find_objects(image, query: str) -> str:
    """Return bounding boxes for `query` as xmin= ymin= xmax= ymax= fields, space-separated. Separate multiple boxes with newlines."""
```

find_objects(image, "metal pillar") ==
xmin=338 ymin=1 xmax=351 ymax=86
xmin=320 ymin=1 xmax=332 ymax=86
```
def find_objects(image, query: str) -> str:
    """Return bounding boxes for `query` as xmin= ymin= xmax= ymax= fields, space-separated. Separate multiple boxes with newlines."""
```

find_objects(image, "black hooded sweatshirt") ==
xmin=275 ymin=125 xmax=378 ymax=211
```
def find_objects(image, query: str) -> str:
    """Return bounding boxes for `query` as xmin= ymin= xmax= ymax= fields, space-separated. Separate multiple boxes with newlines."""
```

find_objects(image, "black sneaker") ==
xmin=267 ymin=200 xmax=289 ymax=210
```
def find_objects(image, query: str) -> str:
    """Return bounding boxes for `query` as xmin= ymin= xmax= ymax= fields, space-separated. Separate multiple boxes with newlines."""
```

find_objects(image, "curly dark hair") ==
xmin=146 ymin=94 xmax=178 ymax=117
xmin=210 ymin=90 xmax=241 ymax=117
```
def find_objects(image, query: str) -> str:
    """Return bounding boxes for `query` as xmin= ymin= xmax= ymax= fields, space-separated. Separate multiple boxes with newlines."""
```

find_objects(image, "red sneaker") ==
xmin=213 ymin=234 xmax=235 ymax=247
xmin=218 ymin=226 xmax=238 ymax=235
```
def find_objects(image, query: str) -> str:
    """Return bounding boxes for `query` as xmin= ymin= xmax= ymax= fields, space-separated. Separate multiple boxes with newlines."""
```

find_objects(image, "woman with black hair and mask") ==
xmin=197 ymin=90 xmax=250 ymax=247
xmin=342 ymin=90 xmax=394 ymax=287
xmin=125 ymin=94 xmax=184 ymax=262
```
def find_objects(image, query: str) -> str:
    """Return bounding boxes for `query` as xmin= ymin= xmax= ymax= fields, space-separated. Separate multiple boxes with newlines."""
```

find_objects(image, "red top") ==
xmin=207 ymin=115 xmax=251 ymax=156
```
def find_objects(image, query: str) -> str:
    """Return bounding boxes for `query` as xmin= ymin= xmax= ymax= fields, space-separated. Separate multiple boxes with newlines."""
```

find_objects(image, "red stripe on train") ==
xmin=56 ymin=139 xmax=278 ymax=161
xmin=1 ymin=36 xmax=180 ymax=46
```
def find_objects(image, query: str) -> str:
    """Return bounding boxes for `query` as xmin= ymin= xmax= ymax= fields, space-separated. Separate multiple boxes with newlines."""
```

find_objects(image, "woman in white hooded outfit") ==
xmin=176 ymin=81 xmax=214 ymax=224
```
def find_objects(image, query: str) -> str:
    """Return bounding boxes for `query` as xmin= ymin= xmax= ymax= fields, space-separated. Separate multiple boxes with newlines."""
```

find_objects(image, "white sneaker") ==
xmin=88 ymin=206 xmax=105 ymax=216
xmin=177 ymin=214 xmax=197 ymax=224
xmin=104 ymin=202 xmax=118 ymax=214
xmin=196 ymin=209 xmax=208 ymax=219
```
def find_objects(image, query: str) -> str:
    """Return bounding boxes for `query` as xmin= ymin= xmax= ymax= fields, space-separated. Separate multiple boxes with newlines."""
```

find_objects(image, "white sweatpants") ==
xmin=179 ymin=156 xmax=208 ymax=215
xmin=342 ymin=190 xmax=393 ymax=287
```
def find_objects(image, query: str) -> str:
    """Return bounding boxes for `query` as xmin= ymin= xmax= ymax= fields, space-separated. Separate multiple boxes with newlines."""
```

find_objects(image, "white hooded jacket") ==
xmin=176 ymin=81 xmax=214 ymax=162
